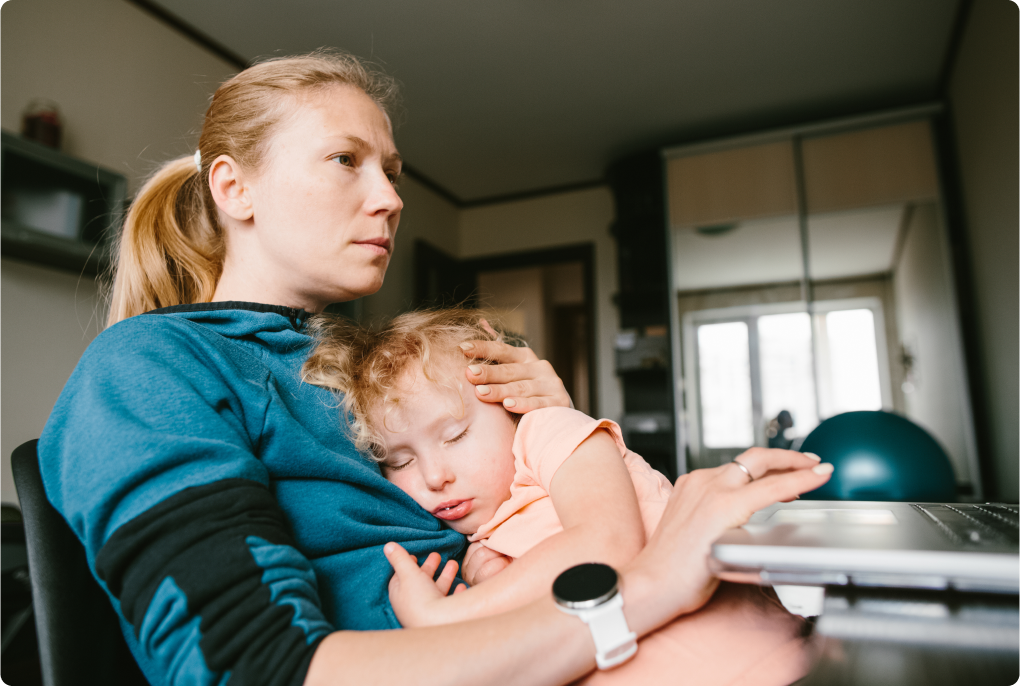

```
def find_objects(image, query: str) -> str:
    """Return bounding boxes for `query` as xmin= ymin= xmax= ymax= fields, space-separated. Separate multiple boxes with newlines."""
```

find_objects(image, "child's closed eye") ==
xmin=386 ymin=458 xmax=414 ymax=472
xmin=446 ymin=428 xmax=469 ymax=445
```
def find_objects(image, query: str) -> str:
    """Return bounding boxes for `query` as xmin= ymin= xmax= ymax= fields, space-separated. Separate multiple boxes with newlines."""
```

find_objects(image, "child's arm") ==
xmin=388 ymin=428 xmax=647 ymax=628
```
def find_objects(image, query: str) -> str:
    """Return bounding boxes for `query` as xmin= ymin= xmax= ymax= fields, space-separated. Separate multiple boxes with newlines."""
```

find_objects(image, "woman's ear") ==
xmin=208 ymin=155 xmax=253 ymax=221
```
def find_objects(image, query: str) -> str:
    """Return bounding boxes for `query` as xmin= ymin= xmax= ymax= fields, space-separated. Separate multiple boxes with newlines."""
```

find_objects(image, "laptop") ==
xmin=709 ymin=500 xmax=1020 ymax=594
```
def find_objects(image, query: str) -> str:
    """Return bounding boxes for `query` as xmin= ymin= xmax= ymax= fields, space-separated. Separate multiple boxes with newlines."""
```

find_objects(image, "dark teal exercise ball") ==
xmin=799 ymin=411 xmax=957 ymax=502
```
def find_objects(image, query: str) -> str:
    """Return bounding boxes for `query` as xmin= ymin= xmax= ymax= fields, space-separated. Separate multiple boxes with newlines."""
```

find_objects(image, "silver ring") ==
xmin=732 ymin=459 xmax=754 ymax=483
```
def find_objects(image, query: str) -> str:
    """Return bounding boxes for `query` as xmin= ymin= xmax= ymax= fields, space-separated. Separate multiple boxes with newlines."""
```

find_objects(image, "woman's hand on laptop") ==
xmin=620 ymin=449 xmax=833 ymax=637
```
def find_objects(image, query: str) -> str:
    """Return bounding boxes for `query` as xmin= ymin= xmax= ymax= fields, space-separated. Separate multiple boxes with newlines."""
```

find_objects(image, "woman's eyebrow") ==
xmin=383 ymin=148 xmax=403 ymax=167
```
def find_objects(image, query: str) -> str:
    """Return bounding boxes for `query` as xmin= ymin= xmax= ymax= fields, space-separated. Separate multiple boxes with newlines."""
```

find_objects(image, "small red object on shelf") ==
xmin=22 ymin=98 xmax=62 ymax=149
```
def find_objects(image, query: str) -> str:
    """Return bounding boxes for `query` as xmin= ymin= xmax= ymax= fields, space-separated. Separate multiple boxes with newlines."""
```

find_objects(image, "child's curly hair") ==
xmin=302 ymin=308 xmax=520 ymax=461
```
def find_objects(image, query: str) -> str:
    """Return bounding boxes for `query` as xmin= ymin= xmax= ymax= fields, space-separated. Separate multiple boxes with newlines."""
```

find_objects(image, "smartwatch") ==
xmin=552 ymin=563 xmax=638 ymax=670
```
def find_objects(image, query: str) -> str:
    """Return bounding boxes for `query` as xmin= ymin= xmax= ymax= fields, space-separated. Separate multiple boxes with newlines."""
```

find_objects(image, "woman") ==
xmin=38 ymin=51 xmax=831 ymax=685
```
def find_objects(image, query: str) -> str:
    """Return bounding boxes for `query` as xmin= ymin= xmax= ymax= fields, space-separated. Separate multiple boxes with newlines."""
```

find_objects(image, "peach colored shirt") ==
xmin=466 ymin=407 xmax=811 ymax=686
xmin=468 ymin=406 xmax=672 ymax=559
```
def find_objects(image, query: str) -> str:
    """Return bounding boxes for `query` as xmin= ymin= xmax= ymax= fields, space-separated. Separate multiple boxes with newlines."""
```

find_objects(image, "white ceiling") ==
xmin=147 ymin=0 xmax=962 ymax=203
xmin=672 ymin=205 xmax=906 ymax=290
xmin=808 ymin=205 xmax=905 ymax=281
xmin=673 ymin=215 xmax=804 ymax=291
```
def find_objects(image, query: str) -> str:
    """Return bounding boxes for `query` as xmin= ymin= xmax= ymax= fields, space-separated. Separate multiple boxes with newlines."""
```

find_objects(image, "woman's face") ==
xmin=376 ymin=360 xmax=519 ymax=536
xmin=245 ymin=85 xmax=403 ymax=310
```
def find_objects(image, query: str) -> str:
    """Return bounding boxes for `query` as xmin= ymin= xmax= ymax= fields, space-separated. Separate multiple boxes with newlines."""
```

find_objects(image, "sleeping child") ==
xmin=303 ymin=308 xmax=811 ymax=685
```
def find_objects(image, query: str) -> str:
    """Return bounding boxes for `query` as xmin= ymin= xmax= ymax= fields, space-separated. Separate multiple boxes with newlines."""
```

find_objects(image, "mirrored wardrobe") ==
xmin=663 ymin=107 xmax=981 ymax=497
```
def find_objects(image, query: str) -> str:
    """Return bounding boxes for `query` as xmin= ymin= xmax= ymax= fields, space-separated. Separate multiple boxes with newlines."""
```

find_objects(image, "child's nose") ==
xmin=424 ymin=462 xmax=455 ymax=491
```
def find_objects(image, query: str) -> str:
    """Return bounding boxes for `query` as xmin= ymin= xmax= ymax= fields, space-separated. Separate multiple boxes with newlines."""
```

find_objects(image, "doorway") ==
xmin=414 ymin=241 xmax=597 ymax=415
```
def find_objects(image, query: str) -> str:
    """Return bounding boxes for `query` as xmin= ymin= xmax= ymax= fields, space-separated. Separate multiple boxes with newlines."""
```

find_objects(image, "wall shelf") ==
xmin=1 ymin=131 xmax=126 ymax=275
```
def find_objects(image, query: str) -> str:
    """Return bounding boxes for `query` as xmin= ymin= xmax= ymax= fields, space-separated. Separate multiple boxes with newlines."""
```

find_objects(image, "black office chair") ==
xmin=11 ymin=440 xmax=148 ymax=686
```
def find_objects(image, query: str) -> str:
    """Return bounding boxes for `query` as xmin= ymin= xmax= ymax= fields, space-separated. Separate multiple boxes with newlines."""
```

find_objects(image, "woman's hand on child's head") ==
xmin=461 ymin=541 xmax=512 ymax=586
xmin=621 ymin=449 xmax=833 ymax=636
xmin=383 ymin=543 xmax=466 ymax=628
xmin=459 ymin=326 xmax=571 ymax=413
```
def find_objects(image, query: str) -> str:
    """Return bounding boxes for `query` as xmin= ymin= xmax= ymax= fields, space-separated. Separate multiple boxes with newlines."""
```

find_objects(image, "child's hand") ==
xmin=462 ymin=541 xmax=512 ymax=586
xmin=383 ymin=542 xmax=467 ymax=628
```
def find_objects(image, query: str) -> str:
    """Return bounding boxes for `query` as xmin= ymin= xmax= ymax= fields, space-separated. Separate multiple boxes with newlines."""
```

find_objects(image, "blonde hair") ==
xmin=302 ymin=309 xmax=520 ymax=460
xmin=106 ymin=50 xmax=399 ymax=326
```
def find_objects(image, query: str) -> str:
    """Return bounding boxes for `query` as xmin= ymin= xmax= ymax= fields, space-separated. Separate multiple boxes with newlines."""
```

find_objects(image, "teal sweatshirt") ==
xmin=39 ymin=302 xmax=465 ymax=686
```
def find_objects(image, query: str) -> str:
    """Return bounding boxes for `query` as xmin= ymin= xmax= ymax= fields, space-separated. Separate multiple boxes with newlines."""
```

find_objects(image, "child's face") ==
xmin=375 ymin=360 xmax=518 ymax=535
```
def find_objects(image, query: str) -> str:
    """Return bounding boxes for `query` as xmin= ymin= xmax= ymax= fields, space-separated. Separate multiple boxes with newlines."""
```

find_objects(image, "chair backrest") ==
xmin=11 ymin=440 xmax=148 ymax=686
xmin=799 ymin=411 xmax=957 ymax=502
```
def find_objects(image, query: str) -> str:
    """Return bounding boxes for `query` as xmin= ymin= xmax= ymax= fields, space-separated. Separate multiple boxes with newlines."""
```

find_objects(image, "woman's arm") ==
xmin=388 ymin=429 xmax=646 ymax=626
xmin=308 ymin=562 xmax=597 ymax=686
xmin=622 ymin=449 xmax=834 ymax=633
xmin=306 ymin=449 xmax=834 ymax=686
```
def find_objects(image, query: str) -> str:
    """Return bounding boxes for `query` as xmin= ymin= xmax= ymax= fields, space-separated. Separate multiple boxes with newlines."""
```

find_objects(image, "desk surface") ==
xmin=799 ymin=637 xmax=1018 ymax=686
xmin=798 ymin=587 xmax=1018 ymax=686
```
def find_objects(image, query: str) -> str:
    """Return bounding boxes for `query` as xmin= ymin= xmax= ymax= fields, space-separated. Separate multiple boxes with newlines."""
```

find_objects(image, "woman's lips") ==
xmin=432 ymin=499 xmax=473 ymax=521
xmin=354 ymin=237 xmax=391 ymax=255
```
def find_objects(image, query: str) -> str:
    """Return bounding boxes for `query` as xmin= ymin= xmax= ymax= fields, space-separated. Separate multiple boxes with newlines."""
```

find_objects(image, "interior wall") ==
xmin=1 ymin=259 xmax=106 ymax=504
xmin=948 ymin=0 xmax=1019 ymax=500
xmin=458 ymin=187 xmax=623 ymax=421
xmin=0 ymin=0 xmax=240 ymax=506
xmin=892 ymin=202 xmax=975 ymax=485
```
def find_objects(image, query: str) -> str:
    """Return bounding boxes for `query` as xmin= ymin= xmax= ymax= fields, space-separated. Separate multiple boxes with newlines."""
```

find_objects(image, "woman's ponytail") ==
xmin=106 ymin=155 xmax=223 ymax=326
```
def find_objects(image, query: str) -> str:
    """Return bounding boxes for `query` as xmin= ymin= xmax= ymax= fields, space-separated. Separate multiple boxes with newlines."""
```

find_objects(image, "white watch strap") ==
xmin=578 ymin=594 xmax=638 ymax=669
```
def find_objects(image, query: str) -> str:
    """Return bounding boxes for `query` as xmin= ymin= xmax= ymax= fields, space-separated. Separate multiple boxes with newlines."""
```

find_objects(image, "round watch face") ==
xmin=553 ymin=563 xmax=619 ymax=609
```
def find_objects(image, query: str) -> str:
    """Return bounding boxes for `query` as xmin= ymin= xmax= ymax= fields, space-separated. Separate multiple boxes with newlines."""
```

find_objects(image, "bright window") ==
xmin=822 ymin=309 xmax=883 ymax=416
xmin=758 ymin=312 xmax=818 ymax=437
xmin=697 ymin=322 xmax=753 ymax=448
xmin=686 ymin=300 xmax=889 ymax=461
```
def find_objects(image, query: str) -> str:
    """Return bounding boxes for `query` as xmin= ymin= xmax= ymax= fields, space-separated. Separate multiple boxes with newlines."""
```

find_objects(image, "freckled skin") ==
xmin=244 ymin=85 xmax=404 ymax=307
